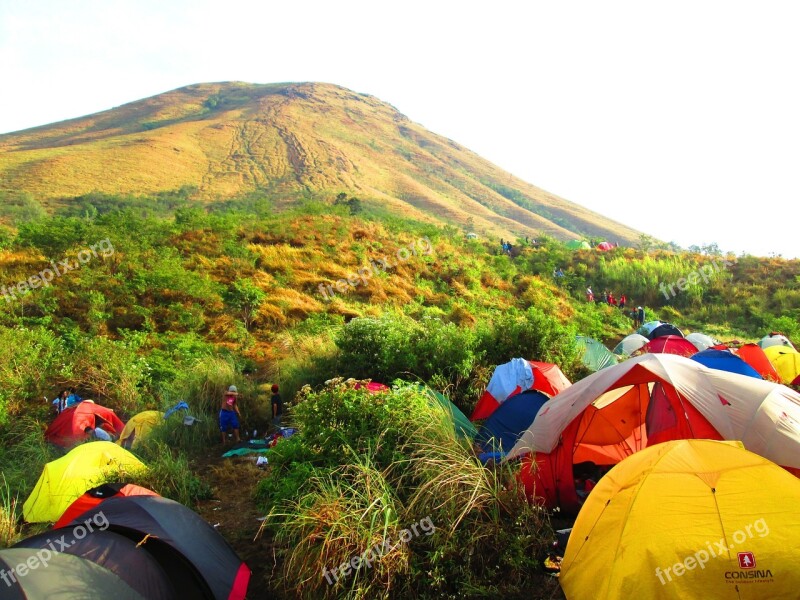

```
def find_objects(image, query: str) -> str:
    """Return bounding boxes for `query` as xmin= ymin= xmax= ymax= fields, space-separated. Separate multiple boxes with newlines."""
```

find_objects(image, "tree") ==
xmin=225 ymin=279 xmax=265 ymax=331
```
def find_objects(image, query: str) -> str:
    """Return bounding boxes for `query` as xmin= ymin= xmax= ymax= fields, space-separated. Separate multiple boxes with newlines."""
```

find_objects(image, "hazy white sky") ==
xmin=2 ymin=1 xmax=798 ymax=257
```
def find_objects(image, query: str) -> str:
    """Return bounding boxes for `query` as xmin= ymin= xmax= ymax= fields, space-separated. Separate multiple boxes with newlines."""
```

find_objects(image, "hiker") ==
xmin=84 ymin=425 xmax=112 ymax=442
xmin=52 ymin=389 xmax=69 ymax=415
xmin=65 ymin=388 xmax=82 ymax=409
xmin=619 ymin=294 xmax=627 ymax=310
xmin=219 ymin=385 xmax=241 ymax=444
xmin=270 ymin=384 xmax=283 ymax=431
xmin=586 ymin=286 xmax=594 ymax=302
xmin=637 ymin=306 xmax=645 ymax=327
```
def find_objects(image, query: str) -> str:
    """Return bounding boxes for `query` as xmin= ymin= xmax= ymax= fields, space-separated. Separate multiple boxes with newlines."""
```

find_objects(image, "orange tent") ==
xmin=736 ymin=343 xmax=781 ymax=382
xmin=507 ymin=353 xmax=800 ymax=514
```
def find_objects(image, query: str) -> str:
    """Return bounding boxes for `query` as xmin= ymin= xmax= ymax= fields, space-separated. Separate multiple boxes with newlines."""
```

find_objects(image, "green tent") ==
xmin=576 ymin=336 xmax=619 ymax=372
xmin=566 ymin=240 xmax=591 ymax=250
xmin=419 ymin=386 xmax=477 ymax=441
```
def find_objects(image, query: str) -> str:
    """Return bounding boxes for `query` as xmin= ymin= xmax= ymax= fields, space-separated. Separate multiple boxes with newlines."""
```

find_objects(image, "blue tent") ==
xmin=477 ymin=389 xmax=549 ymax=453
xmin=691 ymin=349 xmax=762 ymax=379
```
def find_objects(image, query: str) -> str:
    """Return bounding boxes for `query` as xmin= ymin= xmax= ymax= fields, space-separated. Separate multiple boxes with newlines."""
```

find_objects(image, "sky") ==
xmin=2 ymin=1 xmax=799 ymax=258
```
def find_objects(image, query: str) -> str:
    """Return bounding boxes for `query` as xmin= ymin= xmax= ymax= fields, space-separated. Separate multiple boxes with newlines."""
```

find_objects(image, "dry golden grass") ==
xmin=0 ymin=81 xmax=643 ymax=245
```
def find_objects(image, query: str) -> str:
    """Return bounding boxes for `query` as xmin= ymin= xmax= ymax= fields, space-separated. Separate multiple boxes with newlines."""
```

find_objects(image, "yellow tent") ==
xmin=763 ymin=345 xmax=800 ymax=384
xmin=117 ymin=410 xmax=163 ymax=449
xmin=23 ymin=441 xmax=147 ymax=523
xmin=561 ymin=439 xmax=800 ymax=600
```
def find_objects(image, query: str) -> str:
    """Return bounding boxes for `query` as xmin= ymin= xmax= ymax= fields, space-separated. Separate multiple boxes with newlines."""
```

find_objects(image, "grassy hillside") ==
xmin=0 ymin=195 xmax=797 ymax=598
xmin=0 ymin=81 xmax=644 ymax=245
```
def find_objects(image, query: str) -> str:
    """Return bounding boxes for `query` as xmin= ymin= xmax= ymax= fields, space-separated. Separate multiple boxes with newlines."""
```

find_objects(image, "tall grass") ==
xmin=0 ymin=475 xmax=21 ymax=548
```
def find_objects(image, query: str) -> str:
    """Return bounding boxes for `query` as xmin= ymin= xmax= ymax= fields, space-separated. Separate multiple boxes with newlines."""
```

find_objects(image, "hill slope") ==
xmin=0 ymin=81 xmax=643 ymax=243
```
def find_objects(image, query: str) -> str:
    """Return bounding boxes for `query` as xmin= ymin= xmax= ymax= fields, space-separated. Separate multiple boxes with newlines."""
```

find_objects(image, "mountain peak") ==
xmin=0 ymin=81 xmax=643 ymax=244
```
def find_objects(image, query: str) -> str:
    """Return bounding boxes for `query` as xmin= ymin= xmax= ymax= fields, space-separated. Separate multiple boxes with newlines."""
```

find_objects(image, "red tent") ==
xmin=45 ymin=401 xmax=125 ymax=447
xmin=641 ymin=335 xmax=697 ymax=357
xmin=596 ymin=242 xmax=614 ymax=251
xmin=55 ymin=482 xmax=158 ymax=528
xmin=471 ymin=359 xmax=571 ymax=420
xmin=736 ymin=343 xmax=781 ymax=382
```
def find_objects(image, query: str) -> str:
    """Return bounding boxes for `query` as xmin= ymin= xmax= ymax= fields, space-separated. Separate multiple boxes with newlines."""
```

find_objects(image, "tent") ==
xmin=61 ymin=495 xmax=250 ymax=600
xmin=647 ymin=322 xmax=684 ymax=340
xmin=23 ymin=442 xmax=147 ymax=523
xmin=45 ymin=401 xmax=125 ymax=447
xmin=13 ymin=529 xmax=176 ymax=599
xmin=686 ymin=332 xmax=719 ymax=352
xmin=612 ymin=333 xmax=650 ymax=356
xmin=736 ymin=343 xmax=781 ymax=382
xmin=471 ymin=358 xmax=570 ymax=420
xmin=0 ymin=547 xmax=151 ymax=599
xmin=560 ymin=439 xmax=800 ymax=600
xmin=476 ymin=390 xmax=549 ymax=453
xmin=759 ymin=333 xmax=796 ymax=350
xmin=763 ymin=345 xmax=800 ymax=384
xmin=118 ymin=410 xmax=163 ymax=449
xmin=353 ymin=381 xmax=390 ymax=393
xmin=54 ymin=482 xmax=158 ymax=528
xmin=576 ymin=336 xmax=618 ymax=372
xmin=420 ymin=386 xmax=477 ymax=441
xmin=506 ymin=353 xmax=800 ymax=514
xmin=641 ymin=335 xmax=698 ymax=357
xmin=691 ymin=349 xmax=762 ymax=379
xmin=596 ymin=242 xmax=614 ymax=251
xmin=566 ymin=240 xmax=591 ymax=250
xmin=636 ymin=320 xmax=663 ymax=337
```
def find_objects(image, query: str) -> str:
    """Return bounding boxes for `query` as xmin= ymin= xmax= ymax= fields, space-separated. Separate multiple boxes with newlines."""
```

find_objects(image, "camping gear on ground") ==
xmin=163 ymin=400 xmax=190 ymax=419
xmin=736 ymin=343 xmax=781 ymax=381
xmin=23 ymin=442 xmax=147 ymax=523
xmin=506 ymin=353 xmax=800 ymax=514
xmin=691 ymin=349 xmax=762 ymax=379
xmin=612 ymin=333 xmax=650 ymax=356
xmin=641 ymin=335 xmax=697 ymax=357
xmin=686 ymin=332 xmax=720 ymax=352
xmin=13 ymin=529 xmax=176 ymax=599
xmin=118 ymin=410 xmax=163 ymax=449
xmin=0 ymin=547 xmax=150 ymax=599
xmin=560 ymin=439 xmax=800 ymax=599
xmin=54 ymin=482 xmax=158 ymax=528
xmin=61 ymin=495 xmax=250 ymax=600
xmin=575 ymin=336 xmax=618 ymax=372
xmin=763 ymin=344 xmax=800 ymax=384
xmin=476 ymin=389 xmax=548 ymax=453
xmin=471 ymin=358 xmax=570 ymax=420
xmin=758 ymin=333 xmax=795 ymax=350
xmin=45 ymin=401 xmax=125 ymax=448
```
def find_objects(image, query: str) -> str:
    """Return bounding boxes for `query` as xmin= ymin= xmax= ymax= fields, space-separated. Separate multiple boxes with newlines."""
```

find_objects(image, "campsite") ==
xmin=1 ymin=190 xmax=799 ymax=598
xmin=0 ymin=27 xmax=799 ymax=595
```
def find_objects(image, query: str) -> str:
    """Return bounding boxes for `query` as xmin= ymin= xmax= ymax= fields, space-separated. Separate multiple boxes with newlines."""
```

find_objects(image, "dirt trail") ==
xmin=192 ymin=447 xmax=280 ymax=598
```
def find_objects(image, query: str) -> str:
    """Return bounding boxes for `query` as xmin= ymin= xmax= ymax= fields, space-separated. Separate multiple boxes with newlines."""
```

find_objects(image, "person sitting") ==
xmin=219 ymin=385 xmax=241 ymax=444
xmin=84 ymin=425 xmax=113 ymax=442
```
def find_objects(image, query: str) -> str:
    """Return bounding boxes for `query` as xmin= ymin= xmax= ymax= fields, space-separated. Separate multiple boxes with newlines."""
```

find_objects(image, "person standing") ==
xmin=219 ymin=385 xmax=241 ymax=444
xmin=637 ymin=306 xmax=645 ymax=328
xmin=271 ymin=384 xmax=283 ymax=431
xmin=586 ymin=286 xmax=594 ymax=302
xmin=619 ymin=294 xmax=627 ymax=310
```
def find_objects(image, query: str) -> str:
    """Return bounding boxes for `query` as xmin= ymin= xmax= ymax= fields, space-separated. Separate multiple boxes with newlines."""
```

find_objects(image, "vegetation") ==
xmin=0 ymin=190 xmax=796 ymax=598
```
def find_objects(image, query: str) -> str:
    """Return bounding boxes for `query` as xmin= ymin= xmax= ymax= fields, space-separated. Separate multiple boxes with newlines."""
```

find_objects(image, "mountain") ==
xmin=0 ymin=81 xmax=643 ymax=243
